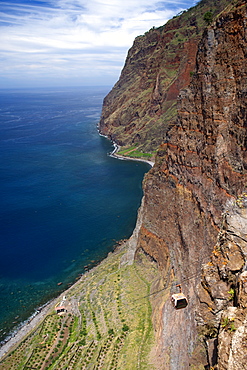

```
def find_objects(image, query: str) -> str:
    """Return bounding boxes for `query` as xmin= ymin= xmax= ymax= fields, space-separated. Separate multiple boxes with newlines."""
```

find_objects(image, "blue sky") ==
xmin=0 ymin=0 xmax=197 ymax=88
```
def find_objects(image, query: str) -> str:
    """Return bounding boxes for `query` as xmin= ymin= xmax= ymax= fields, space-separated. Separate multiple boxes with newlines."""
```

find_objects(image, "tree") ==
xmin=204 ymin=11 xmax=213 ymax=25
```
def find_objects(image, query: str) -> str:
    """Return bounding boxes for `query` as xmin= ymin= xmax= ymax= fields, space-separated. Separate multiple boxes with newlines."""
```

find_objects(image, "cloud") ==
xmin=0 ymin=0 xmax=196 ymax=88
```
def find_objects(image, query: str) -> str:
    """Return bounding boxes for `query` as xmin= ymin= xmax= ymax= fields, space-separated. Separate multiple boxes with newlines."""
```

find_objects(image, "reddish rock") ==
xmin=100 ymin=0 xmax=247 ymax=368
xmin=133 ymin=1 xmax=247 ymax=368
xmin=99 ymin=0 xmax=231 ymax=153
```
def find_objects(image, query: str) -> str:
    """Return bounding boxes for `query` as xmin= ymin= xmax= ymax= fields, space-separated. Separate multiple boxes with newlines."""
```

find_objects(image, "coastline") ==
xmin=0 ymin=135 xmax=153 ymax=361
xmin=0 ymin=257 xmax=102 ymax=359
xmin=0 ymin=239 xmax=157 ymax=369
xmin=98 ymin=132 xmax=154 ymax=167
xmin=109 ymin=142 xmax=154 ymax=168
xmin=0 ymin=299 xmax=56 ymax=359
xmin=0 ymin=238 xmax=128 ymax=360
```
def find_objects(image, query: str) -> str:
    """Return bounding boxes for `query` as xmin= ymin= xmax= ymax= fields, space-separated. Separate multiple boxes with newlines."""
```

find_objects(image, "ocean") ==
xmin=0 ymin=86 xmax=150 ymax=343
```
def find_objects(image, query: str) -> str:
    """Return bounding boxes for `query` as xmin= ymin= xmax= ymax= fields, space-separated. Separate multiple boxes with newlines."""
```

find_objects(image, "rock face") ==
xmin=101 ymin=0 xmax=247 ymax=368
xmin=135 ymin=1 xmax=247 ymax=368
xmin=198 ymin=200 xmax=247 ymax=369
xmin=99 ymin=0 xmax=231 ymax=154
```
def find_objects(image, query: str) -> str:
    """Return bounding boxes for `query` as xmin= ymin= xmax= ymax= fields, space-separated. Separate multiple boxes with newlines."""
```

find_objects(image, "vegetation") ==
xmin=100 ymin=0 xmax=233 ymax=154
xmin=0 ymin=245 xmax=159 ymax=369
xmin=203 ymin=11 xmax=213 ymax=25
xmin=117 ymin=145 xmax=154 ymax=160
xmin=221 ymin=317 xmax=236 ymax=332
xmin=227 ymin=288 xmax=235 ymax=301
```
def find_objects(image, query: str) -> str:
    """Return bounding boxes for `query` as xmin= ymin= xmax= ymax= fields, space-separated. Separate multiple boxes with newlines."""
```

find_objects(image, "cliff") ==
xmin=1 ymin=1 xmax=247 ymax=369
xmin=101 ymin=0 xmax=247 ymax=368
xmin=99 ymin=0 xmax=231 ymax=156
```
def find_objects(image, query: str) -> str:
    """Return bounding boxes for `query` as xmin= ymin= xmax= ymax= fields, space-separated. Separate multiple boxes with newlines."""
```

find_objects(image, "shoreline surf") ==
xmin=0 ymin=130 xmax=152 ymax=359
xmin=110 ymin=143 xmax=154 ymax=167
xmin=0 ymin=242 xmax=126 ymax=360
xmin=98 ymin=132 xmax=154 ymax=167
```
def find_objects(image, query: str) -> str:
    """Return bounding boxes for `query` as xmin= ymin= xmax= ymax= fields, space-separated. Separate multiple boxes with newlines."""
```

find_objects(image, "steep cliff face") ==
xmin=133 ymin=1 xmax=247 ymax=368
xmin=100 ymin=0 xmax=247 ymax=368
xmin=99 ymin=0 xmax=231 ymax=155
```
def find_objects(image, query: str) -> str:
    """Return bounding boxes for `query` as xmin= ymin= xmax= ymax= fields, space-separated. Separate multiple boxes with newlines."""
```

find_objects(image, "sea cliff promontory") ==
xmin=99 ymin=0 xmax=231 ymax=157
xmin=1 ymin=0 xmax=247 ymax=369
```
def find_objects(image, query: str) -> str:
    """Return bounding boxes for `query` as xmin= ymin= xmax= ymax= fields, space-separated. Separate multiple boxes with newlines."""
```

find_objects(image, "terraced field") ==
xmin=0 ymin=245 xmax=159 ymax=369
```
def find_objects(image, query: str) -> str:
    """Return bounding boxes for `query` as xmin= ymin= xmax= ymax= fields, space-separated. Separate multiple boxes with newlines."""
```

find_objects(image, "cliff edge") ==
xmin=101 ymin=0 xmax=247 ymax=368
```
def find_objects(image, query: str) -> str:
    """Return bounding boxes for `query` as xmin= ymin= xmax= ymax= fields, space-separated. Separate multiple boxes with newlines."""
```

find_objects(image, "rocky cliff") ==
xmin=99 ymin=0 xmax=231 ymax=156
xmin=100 ymin=0 xmax=247 ymax=368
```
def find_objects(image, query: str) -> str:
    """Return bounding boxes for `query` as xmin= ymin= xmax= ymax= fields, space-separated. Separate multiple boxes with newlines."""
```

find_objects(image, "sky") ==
xmin=0 ymin=0 xmax=197 ymax=88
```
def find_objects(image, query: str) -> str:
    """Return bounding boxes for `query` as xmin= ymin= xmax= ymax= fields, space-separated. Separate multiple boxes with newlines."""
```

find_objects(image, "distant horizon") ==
xmin=0 ymin=84 xmax=114 ymax=91
xmin=0 ymin=0 xmax=197 ymax=89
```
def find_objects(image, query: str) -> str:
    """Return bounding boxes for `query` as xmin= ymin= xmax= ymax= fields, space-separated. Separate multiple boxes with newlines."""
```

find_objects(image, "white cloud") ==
xmin=0 ymin=0 xmax=195 ymax=88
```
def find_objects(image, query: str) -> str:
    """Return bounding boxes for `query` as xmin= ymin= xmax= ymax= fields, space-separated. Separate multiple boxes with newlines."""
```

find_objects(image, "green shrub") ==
xmin=222 ymin=317 xmax=229 ymax=328
xmin=79 ymin=338 xmax=86 ymax=346
xmin=204 ymin=11 xmax=213 ymax=25
xmin=122 ymin=324 xmax=129 ymax=332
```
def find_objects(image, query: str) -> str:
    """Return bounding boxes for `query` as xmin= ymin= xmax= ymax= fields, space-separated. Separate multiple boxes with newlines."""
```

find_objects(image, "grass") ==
xmin=117 ymin=145 xmax=154 ymax=159
xmin=124 ymin=150 xmax=153 ymax=159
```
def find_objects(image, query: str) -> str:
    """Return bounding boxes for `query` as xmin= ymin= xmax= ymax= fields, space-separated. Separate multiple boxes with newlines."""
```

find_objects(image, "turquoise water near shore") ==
xmin=0 ymin=87 xmax=150 ymax=343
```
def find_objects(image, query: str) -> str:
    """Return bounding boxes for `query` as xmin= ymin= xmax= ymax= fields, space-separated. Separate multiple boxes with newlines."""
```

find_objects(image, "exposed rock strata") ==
xmin=99 ymin=0 xmax=231 ymax=154
xmin=198 ymin=199 xmax=247 ymax=369
xmin=118 ymin=1 xmax=247 ymax=368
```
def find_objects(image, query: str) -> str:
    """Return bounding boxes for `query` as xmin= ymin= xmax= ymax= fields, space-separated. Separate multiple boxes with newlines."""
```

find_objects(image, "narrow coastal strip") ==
xmin=0 ymin=259 xmax=97 ymax=360
xmin=0 ymin=300 xmax=56 ymax=359
xmin=98 ymin=131 xmax=154 ymax=167
xmin=109 ymin=143 xmax=154 ymax=167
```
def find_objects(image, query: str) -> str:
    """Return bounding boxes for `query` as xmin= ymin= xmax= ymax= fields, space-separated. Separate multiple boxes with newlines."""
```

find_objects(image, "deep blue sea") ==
xmin=0 ymin=86 xmax=150 ymax=343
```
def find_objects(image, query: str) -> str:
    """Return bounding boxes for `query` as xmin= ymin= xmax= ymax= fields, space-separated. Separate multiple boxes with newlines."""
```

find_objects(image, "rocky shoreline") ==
xmin=0 ymin=259 xmax=98 ymax=360
xmin=98 ymin=131 xmax=154 ymax=167
xmin=0 ymin=299 xmax=55 ymax=359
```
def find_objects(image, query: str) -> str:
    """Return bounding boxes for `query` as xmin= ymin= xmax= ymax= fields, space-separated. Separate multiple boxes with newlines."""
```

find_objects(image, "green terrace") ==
xmin=117 ymin=146 xmax=155 ymax=159
xmin=0 ymin=245 xmax=159 ymax=370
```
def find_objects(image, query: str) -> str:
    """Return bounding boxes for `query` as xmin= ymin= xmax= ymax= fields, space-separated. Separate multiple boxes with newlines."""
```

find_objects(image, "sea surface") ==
xmin=0 ymin=86 xmax=150 ymax=343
